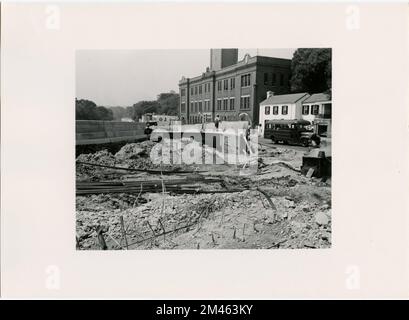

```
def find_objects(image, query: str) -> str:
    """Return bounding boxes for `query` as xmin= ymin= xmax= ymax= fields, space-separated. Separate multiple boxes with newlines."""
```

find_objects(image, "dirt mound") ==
xmin=115 ymin=143 xmax=148 ymax=160
xmin=77 ymin=149 xmax=116 ymax=164
xmin=76 ymin=150 xmax=117 ymax=180
xmin=76 ymin=140 xmax=164 ymax=180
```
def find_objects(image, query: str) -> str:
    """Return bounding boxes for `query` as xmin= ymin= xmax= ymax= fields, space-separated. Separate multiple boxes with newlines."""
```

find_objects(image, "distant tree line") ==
xmin=290 ymin=48 xmax=332 ymax=97
xmin=75 ymin=99 xmax=113 ymax=120
xmin=127 ymin=92 xmax=180 ymax=121
xmin=75 ymin=91 xmax=179 ymax=121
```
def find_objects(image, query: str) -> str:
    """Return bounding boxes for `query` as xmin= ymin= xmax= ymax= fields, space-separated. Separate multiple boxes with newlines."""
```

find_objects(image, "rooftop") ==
xmin=303 ymin=93 xmax=331 ymax=103
xmin=261 ymin=92 xmax=310 ymax=105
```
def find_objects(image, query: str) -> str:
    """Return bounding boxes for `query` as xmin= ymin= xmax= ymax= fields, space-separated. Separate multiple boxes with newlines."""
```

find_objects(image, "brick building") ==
xmin=179 ymin=49 xmax=291 ymax=125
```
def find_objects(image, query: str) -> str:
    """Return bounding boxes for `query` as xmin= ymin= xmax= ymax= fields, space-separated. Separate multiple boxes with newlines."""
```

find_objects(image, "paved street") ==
xmin=258 ymin=137 xmax=311 ymax=152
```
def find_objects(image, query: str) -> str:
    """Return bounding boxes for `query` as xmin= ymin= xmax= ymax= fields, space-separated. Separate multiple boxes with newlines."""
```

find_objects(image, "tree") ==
xmin=109 ymin=106 xmax=128 ymax=120
xmin=157 ymin=92 xmax=180 ymax=115
xmin=95 ymin=106 xmax=114 ymax=120
xmin=290 ymin=48 xmax=332 ymax=96
xmin=131 ymin=100 xmax=161 ymax=121
xmin=130 ymin=92 xmax=180 ymax=121
xmin=75 ymin=99 xmax=113 ymax=120
xmin=125 ymin=106 xmax=135 ymax=119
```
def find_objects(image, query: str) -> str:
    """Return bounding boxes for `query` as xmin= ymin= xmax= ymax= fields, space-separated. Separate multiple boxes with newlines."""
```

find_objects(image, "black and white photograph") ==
xmin=75 ymin=48 xmax=332 ymax=250
xmin=2 ymin=1 xmax=408 ymax=301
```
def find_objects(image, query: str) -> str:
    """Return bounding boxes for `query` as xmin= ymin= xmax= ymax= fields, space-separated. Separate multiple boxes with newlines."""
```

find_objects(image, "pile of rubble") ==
xmin=76 ymin=140 xmax=159 ymax=180
xmin=76 ymin=139 xmax=331 ymax=250
xmin=76 ymin=185 xmax=331 ymax=250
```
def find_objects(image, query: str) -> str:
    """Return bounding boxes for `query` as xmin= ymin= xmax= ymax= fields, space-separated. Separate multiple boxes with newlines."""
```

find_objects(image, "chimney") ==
xmin=267 ymin=91 xmax=274 ymax=98
xmin=210 ymin=49 xmax=238 ymax=71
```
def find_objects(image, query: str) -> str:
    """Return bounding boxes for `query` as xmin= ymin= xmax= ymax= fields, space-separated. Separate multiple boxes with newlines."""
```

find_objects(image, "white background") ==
xmin=1 ymin=3 xmax=408 ymax=298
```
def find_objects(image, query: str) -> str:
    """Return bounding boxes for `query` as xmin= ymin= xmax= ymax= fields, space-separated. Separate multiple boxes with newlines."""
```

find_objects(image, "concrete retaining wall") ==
xmin=164 ymin=121 xmax=249 ymax=132
xmin=76 ymin=120 xmax=250 ymax=145
xmin=76 ymin=120 xmax=146 ymax=145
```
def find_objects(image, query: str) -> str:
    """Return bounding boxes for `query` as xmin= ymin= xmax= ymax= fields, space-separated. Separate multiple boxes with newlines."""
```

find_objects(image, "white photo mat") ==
xmin=1 ymin=3 xmax=408 ymax=298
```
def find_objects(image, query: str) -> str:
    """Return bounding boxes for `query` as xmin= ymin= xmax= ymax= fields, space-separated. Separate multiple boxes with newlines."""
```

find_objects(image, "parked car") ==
xmin=264 ymin=119 xmax=320 ymax=147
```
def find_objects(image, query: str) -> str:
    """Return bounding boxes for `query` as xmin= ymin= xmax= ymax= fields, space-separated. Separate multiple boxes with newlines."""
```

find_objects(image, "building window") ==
xmin=194 ymin=102 xmax=198 ymax=113
xmin=240 ymin=96 xmax=250 ymax=109
xmin=181 ymin=103 xmax=186 ymax=113
xmin=323 ymin=103 xmax=331 ymax=117
xmin=217 ymin=81 xmax=222 ymax=92
xmin=241 ymin=74 xmax=251 ymax=87
xmin=264 ymin=73 xmax=269 ymax=85
xmin=280 ymin=74 xmax=284 ymax=86
xmin=229 ymin=98 xmax=235 ymax=110
xmin=223 ymin=99 xmax=228 ymax=110
xmin=195 ymin=86 xmax=198 ymax=95
xmin=272 ymin=73 xmax=276 ymax=85
xmin=312 ymin=104 xmax=319 ymax=115
xmin=273 ymin=106 xmax=279 ymax=115
xmin=208 ymin=83 xmax=211 ymax=92
xmin=217 ymin=99 xmax=222 ymax=110
xmin=191 ymin=87 xmax=194 ymax=95
xmin=181 ymin=89 xmax=186 ymax=97
xmin=199 ymin=85 xmax=202 ymax=94
xmin=199 ymin=101 xmax=203 ymax=112
xmin=265 ymin=106 xmax=270 ymax=115
xmin=223 ymin=79 xmax=229 ymax=91
xmin=230 ymin=78 xmax=235 ymax=89
xmin=190 ymin=102 xmax=194 ymax=112
xmin=281 ymin=105 xmax=288 ymax=115
xmin=302 ymin=105 xmax=309 ymax=115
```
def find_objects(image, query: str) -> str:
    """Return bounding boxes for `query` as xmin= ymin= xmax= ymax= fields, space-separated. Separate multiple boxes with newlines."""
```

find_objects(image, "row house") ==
xmin=301 ymin=93 xmax=332 ymax=136
xmin=259 ymin=92 xmax=332 ymax=136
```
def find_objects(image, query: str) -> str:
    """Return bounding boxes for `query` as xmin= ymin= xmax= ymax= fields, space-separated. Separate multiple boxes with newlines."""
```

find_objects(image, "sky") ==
xmin=76 ymin=49 xmax=296 ymax=107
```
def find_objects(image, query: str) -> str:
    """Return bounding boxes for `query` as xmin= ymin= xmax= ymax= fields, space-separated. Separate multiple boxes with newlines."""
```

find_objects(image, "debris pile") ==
xmin=76 ymin=187 xmax=331 ymax=250
xmin=76 ymin=139 xmax=331 ymax=250
xmin=114 ymin=142 xmax=150 ymax=160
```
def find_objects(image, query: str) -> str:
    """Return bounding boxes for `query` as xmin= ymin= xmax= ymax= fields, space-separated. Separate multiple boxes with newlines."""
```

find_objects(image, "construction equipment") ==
xmin=301 ymin=150 xmax=331 ymax=178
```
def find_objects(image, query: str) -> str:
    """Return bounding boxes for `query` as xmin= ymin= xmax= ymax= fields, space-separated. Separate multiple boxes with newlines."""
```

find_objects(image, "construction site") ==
xmin=75 ymin=121 xmax=332 ymax=250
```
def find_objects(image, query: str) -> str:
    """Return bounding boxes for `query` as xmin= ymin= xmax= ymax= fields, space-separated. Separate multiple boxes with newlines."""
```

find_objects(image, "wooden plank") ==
xmin=306 ymin=167 xmax=315 ymax=178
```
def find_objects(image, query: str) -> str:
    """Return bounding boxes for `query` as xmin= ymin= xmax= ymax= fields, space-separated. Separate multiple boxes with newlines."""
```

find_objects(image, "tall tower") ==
xmin=210 ymin=49 xmax=238 ymax=71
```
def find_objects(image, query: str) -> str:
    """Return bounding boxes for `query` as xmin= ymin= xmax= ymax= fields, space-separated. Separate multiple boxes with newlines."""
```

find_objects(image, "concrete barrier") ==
xmin=76 ymin=120 xmax=146 ymax=145
xmin=169 ymin=121 xmax=249 ymax=132
xmin=204 ymin=121 xmax=249 ymax=131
